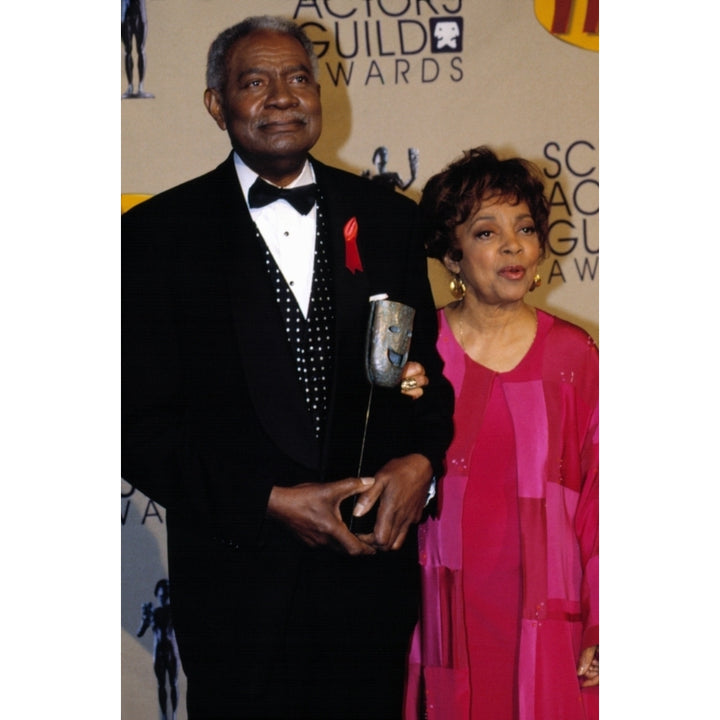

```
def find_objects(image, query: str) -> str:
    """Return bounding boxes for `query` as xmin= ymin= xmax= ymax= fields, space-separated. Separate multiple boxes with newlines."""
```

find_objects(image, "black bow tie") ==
xmin=248 ymin=177 xmax=318 ymax=215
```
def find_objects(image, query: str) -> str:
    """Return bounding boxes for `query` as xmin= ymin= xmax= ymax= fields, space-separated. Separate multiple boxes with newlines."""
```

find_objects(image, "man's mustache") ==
xmin=257 ymin=114 xmax=309 ymax=128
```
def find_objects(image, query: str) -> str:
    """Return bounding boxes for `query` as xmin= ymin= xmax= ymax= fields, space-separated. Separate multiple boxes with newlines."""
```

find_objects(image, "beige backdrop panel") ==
xmin=121 ymin=2 xmax=598 ymax=717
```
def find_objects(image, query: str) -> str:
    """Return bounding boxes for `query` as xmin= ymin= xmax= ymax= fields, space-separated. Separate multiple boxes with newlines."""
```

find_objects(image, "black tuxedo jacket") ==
xmin=122 ymin=154 xmax=453 ymax=717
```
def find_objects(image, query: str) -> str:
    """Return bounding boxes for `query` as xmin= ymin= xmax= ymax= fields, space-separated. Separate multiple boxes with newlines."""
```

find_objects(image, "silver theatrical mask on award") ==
xmin=364 ymin=297 xmax=415 ymax=387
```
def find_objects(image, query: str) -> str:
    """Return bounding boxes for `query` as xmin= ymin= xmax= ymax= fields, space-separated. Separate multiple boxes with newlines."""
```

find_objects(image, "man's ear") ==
xmin=204 ymin=88 xmax=227 ymax=130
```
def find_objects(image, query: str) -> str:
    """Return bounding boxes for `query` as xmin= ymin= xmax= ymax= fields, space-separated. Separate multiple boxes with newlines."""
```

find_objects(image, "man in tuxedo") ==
xmin=122 ymin=15 xmax=453 ymax=719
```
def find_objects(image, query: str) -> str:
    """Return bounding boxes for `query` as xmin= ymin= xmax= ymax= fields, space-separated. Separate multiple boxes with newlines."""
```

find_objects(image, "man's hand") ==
xmin=267 ymin=477 xmax=377 ymax=555
xmin=353 ymin=454 xmax=432 ymax=551
xmin=577 ymin=644 xmax=599 ymax=687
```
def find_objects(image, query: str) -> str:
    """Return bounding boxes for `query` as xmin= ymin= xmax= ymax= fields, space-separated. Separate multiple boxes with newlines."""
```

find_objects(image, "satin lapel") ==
xmin=313 ymin=161 xmax=372 ymax=473
xmin=215 ymin=157 xmax=320 ymax=469
xmin=313 ymin=160 xmax=371 ymax=338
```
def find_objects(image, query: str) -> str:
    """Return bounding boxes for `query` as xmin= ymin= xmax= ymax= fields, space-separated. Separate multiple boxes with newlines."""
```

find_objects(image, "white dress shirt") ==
xmin=233 ymin=153 xmax=317 ymax=317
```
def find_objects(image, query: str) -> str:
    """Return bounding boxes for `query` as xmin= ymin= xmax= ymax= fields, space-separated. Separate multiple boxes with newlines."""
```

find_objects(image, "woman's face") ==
xmin=444 ymin=195 xmax=542 ymax=307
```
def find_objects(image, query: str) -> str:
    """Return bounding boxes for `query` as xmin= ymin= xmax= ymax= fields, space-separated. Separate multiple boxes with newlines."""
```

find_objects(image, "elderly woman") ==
xmin=405 ymin=147 xmax=598 ymax=720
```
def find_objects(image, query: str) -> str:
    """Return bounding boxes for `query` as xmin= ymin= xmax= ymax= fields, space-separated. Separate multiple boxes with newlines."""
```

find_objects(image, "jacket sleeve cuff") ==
xmin=582 ymin=624 xmax=599 ymax=650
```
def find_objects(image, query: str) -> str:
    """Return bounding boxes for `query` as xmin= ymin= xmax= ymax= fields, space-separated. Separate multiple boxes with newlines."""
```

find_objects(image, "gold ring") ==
xmin=401 ymin=378 xmax=418 ymax=391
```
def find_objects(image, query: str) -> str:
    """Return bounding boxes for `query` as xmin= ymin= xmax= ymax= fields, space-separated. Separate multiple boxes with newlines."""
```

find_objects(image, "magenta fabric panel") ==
xmin=503 ymin=380 xmax=549 ymax=499
xmin=424 ymin=666 xmax=470 ymax=720
xmin=440 ymin=566 xmax=465 ymax=670
xmin=421 ymin=475 xmax=466 ymax=570
xmin=574 ymin=403 xmax=599 ymax=646
xmin=545 ymin=480 xmax=582 ymax=602
xmin=518 ymin=619 xmax=538 ymax=720
xmin=558 ymin=382 xmax=585 ymax=492
xmin=545 ymin=597 xmax=582 ymax=621
xmin=436 ymin=309 xmax=466 ymax=399
xmin=581 ymin=554 xmax=599 ymax=648
xmin=419 ymin=565 xmax=445 ymax=668
xmin=411 ymin=561 xmax=468 ymax=670
xmin=589 ymin=405 xmax=599 ymax=446
xmin=517 ymin=496 xmax=549 ymax=619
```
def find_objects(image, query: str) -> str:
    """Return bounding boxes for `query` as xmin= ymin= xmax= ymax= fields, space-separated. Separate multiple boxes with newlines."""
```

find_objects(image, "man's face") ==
xmin=205 ymin=30 xmax=322 ymax=185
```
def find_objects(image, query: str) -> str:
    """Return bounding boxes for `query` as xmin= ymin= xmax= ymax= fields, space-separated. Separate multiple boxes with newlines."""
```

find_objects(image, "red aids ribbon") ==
xmin=343 ymin=217 xmax=363 ymax=274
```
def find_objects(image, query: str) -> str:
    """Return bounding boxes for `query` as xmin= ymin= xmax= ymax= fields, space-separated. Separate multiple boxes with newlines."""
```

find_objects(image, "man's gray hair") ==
xmin=206 ymin=16 xmax=319 ymax=92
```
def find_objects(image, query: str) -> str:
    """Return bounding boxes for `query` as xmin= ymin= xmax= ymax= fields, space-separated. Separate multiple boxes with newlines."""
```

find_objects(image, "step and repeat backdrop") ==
xmin=121 ymin=2 xmax=597 ymax=717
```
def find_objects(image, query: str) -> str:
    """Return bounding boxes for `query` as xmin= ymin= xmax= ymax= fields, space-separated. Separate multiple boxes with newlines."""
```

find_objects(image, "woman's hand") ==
xmin=577 ymin=644 xmax=599 ymax=687
xmin=400 ymin=361 xmax=428 ymax=399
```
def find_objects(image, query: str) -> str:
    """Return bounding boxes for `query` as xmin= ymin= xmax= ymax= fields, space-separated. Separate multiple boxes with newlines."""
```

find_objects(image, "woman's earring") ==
xmin=529 ymin=274 xmax=542 ymax=292
xmin=449 ymin=273 xmax=466 ymax=300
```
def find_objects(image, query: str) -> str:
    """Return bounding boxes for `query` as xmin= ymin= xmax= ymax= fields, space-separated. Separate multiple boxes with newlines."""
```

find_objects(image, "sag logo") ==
xmin=430 ymin=17 xmax=463 ymax=53
xmin=534 ymin=0 xmax=598 ymax=52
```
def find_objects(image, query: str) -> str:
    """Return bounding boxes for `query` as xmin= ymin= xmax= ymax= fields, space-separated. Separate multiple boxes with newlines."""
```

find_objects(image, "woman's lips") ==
xmin=498 ymin=265 xmax=527 ymax=280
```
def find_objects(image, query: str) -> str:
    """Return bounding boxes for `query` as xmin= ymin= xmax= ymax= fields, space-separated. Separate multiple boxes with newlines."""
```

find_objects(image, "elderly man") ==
xmin=122 ymin=15 xmax=453 ymax=719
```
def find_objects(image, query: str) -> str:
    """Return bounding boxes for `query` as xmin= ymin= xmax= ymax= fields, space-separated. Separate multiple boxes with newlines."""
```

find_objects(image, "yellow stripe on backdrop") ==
xmin=121 ymin=193 xmax=152 ymax=214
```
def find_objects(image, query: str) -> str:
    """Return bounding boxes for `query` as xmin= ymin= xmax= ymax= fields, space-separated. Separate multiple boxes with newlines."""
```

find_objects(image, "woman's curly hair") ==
xmin=421 ymin=146 xmax=550 ymax=263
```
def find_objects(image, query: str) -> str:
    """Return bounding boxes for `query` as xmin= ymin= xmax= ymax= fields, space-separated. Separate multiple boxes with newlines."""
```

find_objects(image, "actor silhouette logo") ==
xmin=121 ymin=0 xmax=155 ymax=98
xmin=362 ymin=146 xmax=419 ymax=192
xmin=430 ymin=18 xmax=463 ymax=53
xmin=136 ymin=579 xmax=180 ymax=720
xmin=534 ymin=0 xmax=598 ymax=52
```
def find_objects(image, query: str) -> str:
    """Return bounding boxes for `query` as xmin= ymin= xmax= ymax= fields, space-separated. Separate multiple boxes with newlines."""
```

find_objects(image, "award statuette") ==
xmin=364 ymin=298 xmax=415 ymax=387
xmin=349 ymin=295 xmax=415 ymax=534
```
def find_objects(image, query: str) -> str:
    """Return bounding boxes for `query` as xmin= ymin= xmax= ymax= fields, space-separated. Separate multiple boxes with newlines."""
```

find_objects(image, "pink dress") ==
xmin=405 ymin=309 xmax=599 ymax=720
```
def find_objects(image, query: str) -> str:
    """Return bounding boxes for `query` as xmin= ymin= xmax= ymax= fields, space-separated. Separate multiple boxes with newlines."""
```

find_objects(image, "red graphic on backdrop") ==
xmin=535 ymin=0 xmax=598 ymax=51
xmin=551 ymin=0 xmax=598 ymax=34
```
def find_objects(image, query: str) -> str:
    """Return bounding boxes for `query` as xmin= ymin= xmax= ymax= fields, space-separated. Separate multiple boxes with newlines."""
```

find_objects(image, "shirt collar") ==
xmin=233 ymin=152 xmax=316 ymax=205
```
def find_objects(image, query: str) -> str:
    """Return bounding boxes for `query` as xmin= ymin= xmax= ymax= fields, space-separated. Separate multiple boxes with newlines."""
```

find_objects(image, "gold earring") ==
xmin=449 ymin=273 xmax=466 ymax=299
xmin=529 ymin=274 xmax=542 ymax=292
